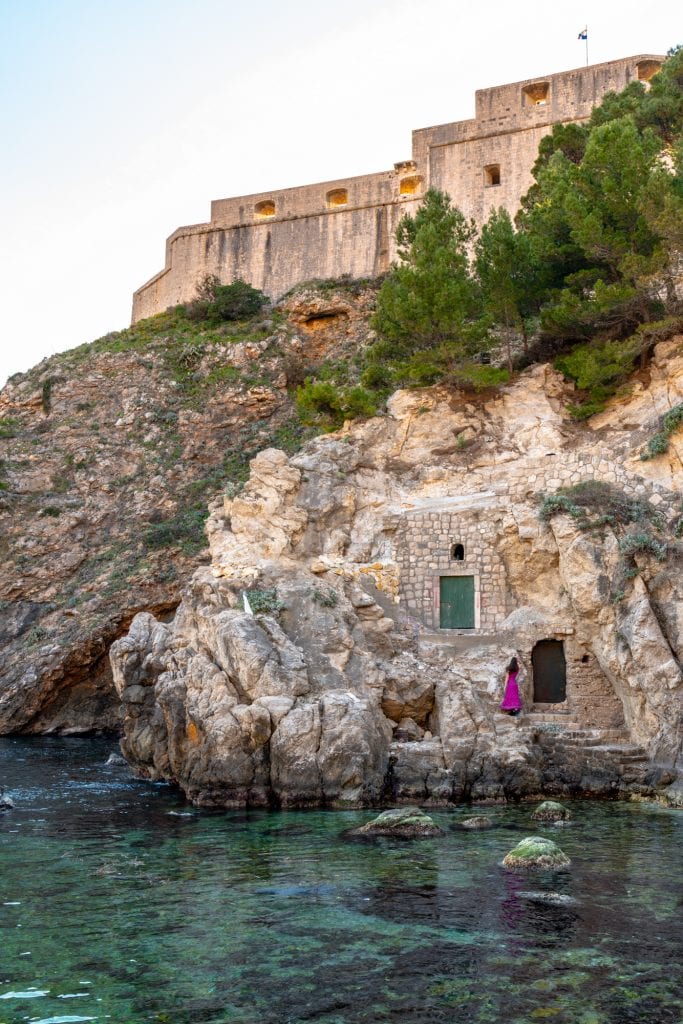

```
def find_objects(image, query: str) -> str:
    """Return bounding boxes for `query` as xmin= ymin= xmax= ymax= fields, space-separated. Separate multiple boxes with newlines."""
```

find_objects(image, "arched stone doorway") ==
xmin=532 ymin=639 xmax=567 ymax=703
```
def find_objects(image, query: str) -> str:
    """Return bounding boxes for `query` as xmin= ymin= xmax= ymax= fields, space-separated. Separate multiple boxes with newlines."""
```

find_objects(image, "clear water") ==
xmin=0 ymin=737 xmax=681 ymax=1024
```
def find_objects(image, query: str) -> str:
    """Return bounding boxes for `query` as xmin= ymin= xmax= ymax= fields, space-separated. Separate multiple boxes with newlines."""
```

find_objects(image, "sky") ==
xmin=0 ymin=0 xmax=678 ymax=386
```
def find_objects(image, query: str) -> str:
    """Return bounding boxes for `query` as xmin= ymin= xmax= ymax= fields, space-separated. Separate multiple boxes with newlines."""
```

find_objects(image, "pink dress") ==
xmin=500 ymin=670 xmax=522 ymax=711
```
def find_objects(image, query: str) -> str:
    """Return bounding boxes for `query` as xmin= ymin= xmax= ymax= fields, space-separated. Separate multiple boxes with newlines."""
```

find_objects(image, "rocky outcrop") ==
xmin=0 ymin=283 xmax=377 ymax=733
xmin=110 ymin=337 xmax=683 ymax=808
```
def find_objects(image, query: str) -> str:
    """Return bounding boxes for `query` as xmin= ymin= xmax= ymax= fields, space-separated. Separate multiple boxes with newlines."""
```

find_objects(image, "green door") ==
xmin=439 ymin=575 xmax=475 ymax=628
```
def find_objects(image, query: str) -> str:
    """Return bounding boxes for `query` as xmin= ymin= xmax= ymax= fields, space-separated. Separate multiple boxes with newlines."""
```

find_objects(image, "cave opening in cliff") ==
xmin=532 ymin=639 xmax=567 ymax=703
xmin=301 ymin=310 xmax=348 ymax=331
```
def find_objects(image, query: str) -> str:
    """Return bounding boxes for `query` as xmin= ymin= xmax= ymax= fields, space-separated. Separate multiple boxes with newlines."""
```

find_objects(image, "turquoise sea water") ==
xmin=0 ymin=737 xmax=681 ymax=1024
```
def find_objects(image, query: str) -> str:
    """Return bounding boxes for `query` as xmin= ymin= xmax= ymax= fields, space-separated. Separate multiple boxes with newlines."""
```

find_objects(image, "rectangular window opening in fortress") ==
xmin=522 ymin=81 xmax=550 ymax=106
xmin=399 ymin=175 xmax=421 ymax=196
xmin=484 ymin=164 xmax=501 ymax=187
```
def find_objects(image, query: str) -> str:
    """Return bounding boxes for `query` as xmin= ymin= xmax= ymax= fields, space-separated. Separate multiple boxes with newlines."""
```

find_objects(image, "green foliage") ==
xmin=641 ymin=402 xmax=683 ymax=459
xmin=555 ymin=335 xmax=641 ymax=418
xmin=295 ymin=379 xmax=379 ymax=429
xmin=142 ymin=507 xmax=208 ymax=555
xmin=186 ymin=276 xmax=267 ymax=323
xmin=539 ymin=481 xmax=657 ymax=530
xmin=474 ymin=208 xmax=542 ymax=367
xmin=25 ymin=625 xmax=48 ymax=645
xmin=515 ymin=48 xmax=683 ymax=408
xmin=0 ymin=417 xmax=18 ymax=438
xmin=244 ymin=588 xmax=285 ymax=616
xmin=41 ymin=377 xmax=54 ymax=415
xmin=372 ymin=190 xmax=483 ymax=362
xmin=311 ymin=587 xmax=339 ymax=608
xmin=618 ymin=532 xmax=668 ymax=561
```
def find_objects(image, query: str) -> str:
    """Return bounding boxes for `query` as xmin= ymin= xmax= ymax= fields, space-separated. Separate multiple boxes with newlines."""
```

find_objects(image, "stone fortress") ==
xmin=132 ymin=54 xmax=663 ymax=323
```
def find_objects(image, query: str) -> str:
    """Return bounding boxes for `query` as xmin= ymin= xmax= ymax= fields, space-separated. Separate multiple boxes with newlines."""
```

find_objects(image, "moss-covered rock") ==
xmin=458 ymin=816 xmax=495 ymax=830
xmin=352 ymin=806 xmax=443 ymax=838
xmin=531 ymin=800 xmax=572 ymax=822
xmin=502 ymin=835 xmax=571 ymax=869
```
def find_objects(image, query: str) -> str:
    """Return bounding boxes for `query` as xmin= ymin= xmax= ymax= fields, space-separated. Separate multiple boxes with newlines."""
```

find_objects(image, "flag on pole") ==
xmin=578 ymin=27 xmax=588 ymax=40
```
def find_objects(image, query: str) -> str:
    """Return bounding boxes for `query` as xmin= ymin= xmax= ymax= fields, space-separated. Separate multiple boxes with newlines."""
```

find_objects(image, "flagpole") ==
xmin=585 ymin=25 xmax=589 ymax=66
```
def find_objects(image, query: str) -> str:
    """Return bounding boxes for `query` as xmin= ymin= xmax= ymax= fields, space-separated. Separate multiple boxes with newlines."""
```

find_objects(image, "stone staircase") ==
xmin=482 ymin=687 xmax=653 ymax=787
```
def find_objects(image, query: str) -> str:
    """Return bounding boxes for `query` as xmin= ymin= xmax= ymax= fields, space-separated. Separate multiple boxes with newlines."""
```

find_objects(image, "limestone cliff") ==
xmin=0 ymin=283 xmax=376 ymax=733
xmin=110 ymin=338 xmax=683 ymax=807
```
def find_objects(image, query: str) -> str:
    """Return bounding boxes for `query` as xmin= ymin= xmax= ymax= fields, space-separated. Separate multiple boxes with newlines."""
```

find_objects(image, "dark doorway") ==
xmin=532 ymin=639 xmax=566 ymax=703
xmin=439 ymin=576 xmax=475 ymax=629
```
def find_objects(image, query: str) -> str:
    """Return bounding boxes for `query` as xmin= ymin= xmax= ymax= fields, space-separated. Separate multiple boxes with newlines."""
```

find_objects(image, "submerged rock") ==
xmin=0 ymin=788 xmax=15 ymax=810
xmin=531 ymin=800 xmax=572 ymax=822
xmin=352 ymin=806 xmax=443 ymax=839
xmin=502 ymin=836 xmax=571 ymax=869
xmin=458 ymin=816 xmax=495 ymax=830
xmin=518 ymin=890 xmax=577 ymax=906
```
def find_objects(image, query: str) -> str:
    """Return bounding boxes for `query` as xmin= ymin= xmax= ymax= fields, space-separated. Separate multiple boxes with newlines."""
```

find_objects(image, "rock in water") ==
xmin=0 ymin=788 xmax=15 ymax=810
xmin=105 ymin=752 xmax=127 ymax=766
xmin=531 ymin=800 xmax=572 ymax=822
xmin=352 ymin=806 xmax=443 ymax=839
xmin=502 ymin=836 xmax=570 ymax=869
xmin=458 ymin=816 xmax=495 ymax=830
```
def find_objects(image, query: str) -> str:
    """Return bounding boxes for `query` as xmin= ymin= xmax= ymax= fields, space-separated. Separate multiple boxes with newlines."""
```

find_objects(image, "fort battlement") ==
xmin=132 ymin=55 xmax=664 ymax=323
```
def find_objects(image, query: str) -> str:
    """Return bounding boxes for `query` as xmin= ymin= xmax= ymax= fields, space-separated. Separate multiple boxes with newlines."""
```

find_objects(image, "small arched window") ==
xmin=399 ymin=175 xmax=421 ymax=195
xmin=326 ymin=188 xmax=348 ymax=208
xmin=450 ymin=543 xmax=465 ymax=561
xmin=255 ymin=200 xmax=275 ymax=218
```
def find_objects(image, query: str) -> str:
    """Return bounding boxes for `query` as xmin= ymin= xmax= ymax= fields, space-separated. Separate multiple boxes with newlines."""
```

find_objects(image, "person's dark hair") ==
xmin=506 ymin=656 xmax=519 ymax=673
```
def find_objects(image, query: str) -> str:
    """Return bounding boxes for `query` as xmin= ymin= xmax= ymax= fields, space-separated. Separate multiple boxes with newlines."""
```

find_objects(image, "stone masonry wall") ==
xmin=395 ymin=506 xmax=509 ymax=631
xmin=132 ymin=55 xmax=663 ymax=321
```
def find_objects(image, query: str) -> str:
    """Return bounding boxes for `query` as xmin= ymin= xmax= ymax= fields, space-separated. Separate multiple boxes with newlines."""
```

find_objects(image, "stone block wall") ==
xmin=394 ymin=506 xmax=509 ymax=631
xmin=132 ymin=55 xmax=663 ymax=321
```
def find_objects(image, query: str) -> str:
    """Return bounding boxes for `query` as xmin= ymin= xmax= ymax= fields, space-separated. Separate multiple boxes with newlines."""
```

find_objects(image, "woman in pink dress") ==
xmin=500 ymin=656 xmax=522 ymax=716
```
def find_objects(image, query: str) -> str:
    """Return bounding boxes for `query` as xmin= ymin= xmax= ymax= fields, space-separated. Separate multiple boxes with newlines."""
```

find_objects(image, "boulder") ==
xmin=351 ymin=806 xmax=443 ymax=839
xmin=105 ymin=752 xmax=128 ymax=766
xmin=394 ymin=717 xmax=424 ymax=742
xmin=458 ymin=815 xmax=495 ymax=830
xmin=531 ymin=800 xmax=572 ymax=822
xmin=502 ymin=836 xmax=571 ymax=870
xmin=0 ymin=788 xmax=15 ymax=810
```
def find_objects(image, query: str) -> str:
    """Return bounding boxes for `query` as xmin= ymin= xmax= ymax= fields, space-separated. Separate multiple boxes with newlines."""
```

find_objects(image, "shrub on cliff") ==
xmin=295 ymin=379 xmax=379 ymax=430
xmin=186 ymin=276 xmax=267 ymax=323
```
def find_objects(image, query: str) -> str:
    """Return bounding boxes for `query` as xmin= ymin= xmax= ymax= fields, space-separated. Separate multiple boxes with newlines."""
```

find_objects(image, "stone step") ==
xmin=586 ymin=744 xmax=649 ymax=760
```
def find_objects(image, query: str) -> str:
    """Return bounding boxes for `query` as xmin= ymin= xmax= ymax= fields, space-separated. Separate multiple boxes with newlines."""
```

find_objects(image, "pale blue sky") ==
xmin=0 ymin=0 xmax=678 ymax=384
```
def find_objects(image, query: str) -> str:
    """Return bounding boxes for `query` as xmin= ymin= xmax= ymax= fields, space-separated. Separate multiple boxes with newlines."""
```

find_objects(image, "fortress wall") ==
xmin=132 ymin=55 xmax=664 ymax=323
xmin=132 ymin=196 xmax=421 ymax=321
xmin=429 ymin=124 xmax=552 ymax=226
xmin=209 ymin=169 xmax=410 ymax=225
